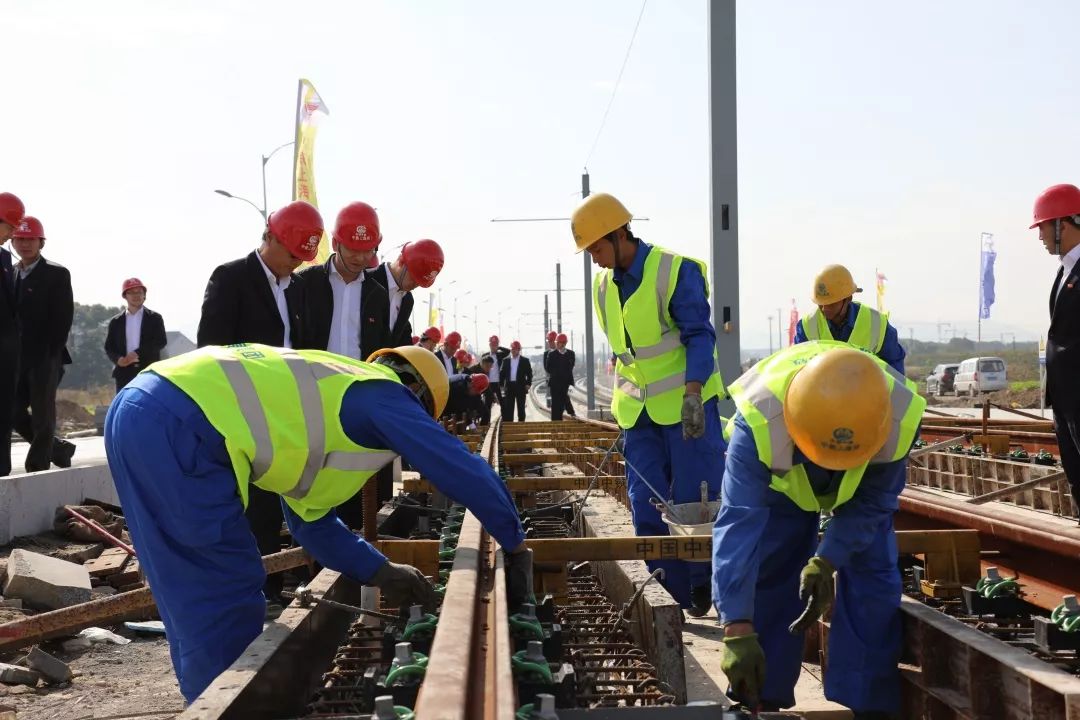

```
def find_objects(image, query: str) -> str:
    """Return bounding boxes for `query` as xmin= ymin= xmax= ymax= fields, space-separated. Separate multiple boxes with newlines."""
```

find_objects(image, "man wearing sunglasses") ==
xmin=105 ymin=342 xmax=531 ymax=705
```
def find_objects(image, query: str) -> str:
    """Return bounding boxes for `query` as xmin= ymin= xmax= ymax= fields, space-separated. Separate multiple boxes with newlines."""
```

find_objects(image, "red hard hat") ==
xmin=121 ymin=277 xmax=146 ymax=296
xmin=546 ymin=331 xmax=557 ymax=342
xmin=469 ymin=373 xmax=490 ymax=393
xmin=1031 ymin=184 xmax=1080 ymax=229
xmin=422 ymin=326 xmax=442 ymax=343
xmin=556 ymin=333 xmax=568 ymax=344
xmin=399 ymin=239 xmax=444 ymax=288
xmin=0 ymin=193 xmax=25 ymax=228
xmin=333 ymin=202 xmax=381 ymax=251
xmin=489 ymin=335 xmax=499 ymax=344
xmin=511 ymin=340 xmax=522 ymax=350
xmin=454 ymin=349 xmax=469 ymax=363
xmin=445 ymin=331 xmax=462 ymax=346
xmin=268 ymin=201 xmax=324 ymax=262
xmin=11 ymin=216 xmax=44 ymax=240
xmin=411 ymin=335 xmax=420 ymax=345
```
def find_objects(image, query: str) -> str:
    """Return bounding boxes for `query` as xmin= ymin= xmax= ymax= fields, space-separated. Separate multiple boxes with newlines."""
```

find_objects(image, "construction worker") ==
xmin=0 ymin=193 xmax=23 ymax=477
xmin=435 ymin=331 xmax=462 ymax=376
xmin=544 ymin=332 xmax=576 ymax=421
xmin=104 ymin=343 xmax=532 ymax=703
xmin=418 ymin=326 xmax=441 ymax=353
xmin=369 ymin=239 xmax=444 ymax=347
xmin=794 ymin=265 xmax=905 ymax=373
xmin=443 ymin=372 xmax=489 ymax=424
xmin=713 ymin=342 xmax=924 ymax=718
xmin=571 ymin=192 xmax=726 ymax=614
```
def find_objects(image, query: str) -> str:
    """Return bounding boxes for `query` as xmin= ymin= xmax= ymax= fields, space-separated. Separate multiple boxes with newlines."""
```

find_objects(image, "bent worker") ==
xmin=794 ymin=264 xmax=905 ymax=373
xmin=104 ymin=343 xmax=531 ymax=703
xmin=713 ymin=342 xmax=924 ymax=718
xmin=572 ymin=192 xmax=727 ymax=616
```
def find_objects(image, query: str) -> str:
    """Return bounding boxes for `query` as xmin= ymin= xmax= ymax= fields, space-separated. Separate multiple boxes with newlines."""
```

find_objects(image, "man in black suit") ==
xmin=483 ymin=335 xmax=510 ymax=424
xmin=297 ymin=202 xmax=389 ymax=362
xmin=1035 ymin=184 xmax=1080 ymax=519
xmin=368 ymin=239 xmax=444 ymax=347
xmin=104 ymin=278 xmax=168 ymax=394
xmin=500 ymin=341 xmax=532 ymax=422
xmin=544 ymin=332 xmax=576 ymax=421
xmin=9 ymin=216 xmax=76 ymax=472
xmin=0 ymin=194 xmax=25 ymax=477
xmin=196 ymin=201 xmax=324 ymax=604
xmin=434 ymin=331 xmax=462 ymax=377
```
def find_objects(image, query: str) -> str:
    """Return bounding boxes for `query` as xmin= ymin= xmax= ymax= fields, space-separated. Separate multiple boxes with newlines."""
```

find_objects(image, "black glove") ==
xmin=370 ymin=561 xmax=438 ymax=612
xmin=506 ymin=547 xmax=534 ymax=611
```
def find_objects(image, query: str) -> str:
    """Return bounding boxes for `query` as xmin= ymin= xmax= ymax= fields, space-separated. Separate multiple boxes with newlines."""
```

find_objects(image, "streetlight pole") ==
xmin=768 ymin=316 xmax=774 ymax=355
xmin=776 ymin=307 xmax=782 ymax=349
xmin=216 ymin=140 xmax=295 ymax=222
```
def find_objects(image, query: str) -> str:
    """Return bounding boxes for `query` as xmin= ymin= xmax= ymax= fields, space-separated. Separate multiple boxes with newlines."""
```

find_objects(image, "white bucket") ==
xmin=660 ymin=500 xmax=721 ymax=541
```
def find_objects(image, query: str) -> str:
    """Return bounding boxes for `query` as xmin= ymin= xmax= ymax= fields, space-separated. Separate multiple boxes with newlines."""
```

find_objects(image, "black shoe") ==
xmin=52 ymin=440 xmax=76 ymax=469
xmin=685 ymin=585 xmax=712 ymax=618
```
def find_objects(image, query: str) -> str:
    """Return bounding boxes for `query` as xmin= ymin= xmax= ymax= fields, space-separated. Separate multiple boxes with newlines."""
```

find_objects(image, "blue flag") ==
xmin=979 ymin=233 xmax=996 ymax=320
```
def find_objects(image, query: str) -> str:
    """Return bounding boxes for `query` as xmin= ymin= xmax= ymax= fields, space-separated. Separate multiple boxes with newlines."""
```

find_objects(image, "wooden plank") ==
xmin=84 ymin=548 xmax=129 ymax=578
xmin=377 ymin=540 xmax=439 ymax=581
xmin=108 ymin=556 xmax=141 ymax=588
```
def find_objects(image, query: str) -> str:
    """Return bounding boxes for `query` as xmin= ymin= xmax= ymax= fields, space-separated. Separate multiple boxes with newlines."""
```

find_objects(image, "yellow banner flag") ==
xmin=293 ymin=78 xmax=330 ymax=266
xmin=875 ymin=268 xmax=887 ymax=313
xmin=427 ymin=292 xmax=438 ymax=328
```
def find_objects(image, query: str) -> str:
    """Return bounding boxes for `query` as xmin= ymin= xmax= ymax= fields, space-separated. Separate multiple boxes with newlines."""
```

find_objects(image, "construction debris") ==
xmin=4 ymin=549 xmax=91 ymax=610
xmin=53 ymin=505 xmax=124 ymax=545
xmin=26 ymin=646 xmax=72 ymax=685
xmin=0 ymin=662 xmax=40 ymax=687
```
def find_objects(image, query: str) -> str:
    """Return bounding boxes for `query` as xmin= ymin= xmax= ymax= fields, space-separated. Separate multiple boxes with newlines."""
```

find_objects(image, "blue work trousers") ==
xmin=104 ymin=382 xmax=267 ymax=704
xmin=623 ymin=399 xmax=726 ymax=607
xmin=751 ymin=501 xmax=902 ymax=712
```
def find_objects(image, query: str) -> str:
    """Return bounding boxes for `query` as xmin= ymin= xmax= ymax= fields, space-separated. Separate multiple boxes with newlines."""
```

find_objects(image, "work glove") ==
xmin=788 ymin=555 xmax=835 ymax=634
xmin=506 ymin=547 xmax=534 ymax=612
xmin=720 ymin=632 xmax=765 ymax=707
xmin=681 ymin=392 xmax=705 ymax=440
xmin=370 ymin=561 xmax=438 ymax=613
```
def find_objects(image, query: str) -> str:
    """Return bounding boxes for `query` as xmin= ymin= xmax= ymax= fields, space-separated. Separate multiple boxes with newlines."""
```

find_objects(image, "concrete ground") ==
xmin=9 ymin=436 xmax=107 ymax=477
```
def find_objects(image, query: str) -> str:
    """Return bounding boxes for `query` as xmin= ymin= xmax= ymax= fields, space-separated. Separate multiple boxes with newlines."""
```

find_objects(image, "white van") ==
xmin=953 ymin=357 xmax=1008 ymax=396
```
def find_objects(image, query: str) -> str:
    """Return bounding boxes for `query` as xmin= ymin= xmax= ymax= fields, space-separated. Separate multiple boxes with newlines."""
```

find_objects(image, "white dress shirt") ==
xmin=441 ymin=352 xmax=455 ymax=377
xmin=256 ymin=251 xmax=292 ymax=348
xmin=509 ymin=355 xmax=521 ymax=381
xmin=17 ymin=258 xmax=40 ymax=280
xmin=328 ymin=258 xmax=363 ymax=359
xmin=487 ymin=354 xmax=501 ymax=383
xmin=1058 ymin=243 xmax=1080 ymax=300
xmin=383 ymin=263 xmax=408 ymax=332
xmin=125 ymin=307 xmax=144 ymax=355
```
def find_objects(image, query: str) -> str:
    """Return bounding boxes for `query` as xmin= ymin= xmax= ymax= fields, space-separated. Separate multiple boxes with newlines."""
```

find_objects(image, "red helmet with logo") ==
xmin=511 ymin=340 xmax=522 ymax=350
xmin=444 ymin=331 xmax=462 ymax=347
xmin=489 ymin=335 xmax=499 ymax=344
xmin=0 ymin=193 xmax=25 ymax=228
xmin=399 ymin=239 xmax=444 ymax=288
xmin=333 ymin=202 xmax=381 ymax=251
xmin=421 ymin=326 xmax=441 ymax=343
xmin=556 ymin=333 xmax=568 ymax=344
xmin=268 ymin=201 xmax=324 ymax=262
xmin=454 ymin=349 xmax=469 ymax=363
xmin=411 ymin=335 xmax=420 ymax=345
xmin=546 ymin=331 xmax=557 ymax=342
xmin=1031 ymin=184 xmax=1080 ymax=229
xmin=11 ymin=216 xmax=44 ymax=239
xmin=469 ymin=373 xmax=490 ymax=393
xmin=121 ymin=278 xmax=146 ymax=297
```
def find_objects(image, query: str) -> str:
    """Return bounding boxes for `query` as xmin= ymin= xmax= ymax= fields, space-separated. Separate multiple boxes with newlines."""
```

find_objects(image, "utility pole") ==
xmin=556 ymin=263 xmax=563 ymax=332
xmin=768 ymin=316 xmax=774 ymax=355
xmin=582 ymin=172 xmax=596 ymax=415
xmin=776 ymin=307 xmax=782 ymax=349
xmin=544 ymin=295 xmax=550 ymax=337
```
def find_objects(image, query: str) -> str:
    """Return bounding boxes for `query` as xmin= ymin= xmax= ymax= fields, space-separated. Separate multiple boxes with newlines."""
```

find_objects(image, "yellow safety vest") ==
xmin=593 ymin=245 xmax=725 ymax=429
xmin=150 ymin=344 xmax=400 ymax=522
xmin=800 ymin=302 xmax=888 ymax=354
xmin=726 ymin=340 xmax=924 ymax=512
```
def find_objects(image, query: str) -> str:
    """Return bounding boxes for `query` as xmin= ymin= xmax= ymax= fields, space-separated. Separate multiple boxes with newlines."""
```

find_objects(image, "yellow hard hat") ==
xmin=367 ymin=345 xmax=449 ymax=418
xmin=811 ymin=264 xmax=861 ymax=305
xmin=571 ymin=193 xmax=632 ymax=252
xmin=783 ymin=348 xmax=891 ymax=470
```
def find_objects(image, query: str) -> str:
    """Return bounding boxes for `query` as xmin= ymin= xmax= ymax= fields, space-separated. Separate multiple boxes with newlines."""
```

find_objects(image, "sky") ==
xmin=2 ymin=0 xmax=1075 ymax=355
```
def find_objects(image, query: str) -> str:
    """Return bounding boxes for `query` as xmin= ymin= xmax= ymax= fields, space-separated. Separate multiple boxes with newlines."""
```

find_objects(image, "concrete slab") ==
xmin=0 ymin=663 xmax=39 ymax=686
xmin=4 ymin=549 xmax=92 ymax=610
xmin=26 ymin=646 xmax=72 ymax=684
xmin=10 ymin=436 xmax=107 ymax=476
xmin=0 ymin=460 xmax=119 ymax=544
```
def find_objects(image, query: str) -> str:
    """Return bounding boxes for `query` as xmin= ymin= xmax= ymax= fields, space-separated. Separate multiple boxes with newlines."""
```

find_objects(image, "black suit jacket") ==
xmin=500 ymin=355 xmax=532 ymax=393
xmin=104 ymin=307 xmax=168 ymax=378
xmin=1048 ymin=265 xmax=1080 ymax=413
xmin=434 ymin=349 xmax=459 ymax=376
xmin=369 ymin=263 xmax=414 ymax=347
xmin=0 ymin=248 xmax=18 ymax=341
xmin=15 ymin=257 xmax=73 ymax=365
xmin=197 ymin=251 xmax=304 ymax=348
xmin=544 ymin=349 xmax=576 ymax=386
xmin=296 ymin=256 xmax=390 ymax=359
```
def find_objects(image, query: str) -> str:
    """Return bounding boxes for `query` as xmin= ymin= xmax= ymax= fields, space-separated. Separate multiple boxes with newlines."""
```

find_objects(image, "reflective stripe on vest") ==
xmin=151 ymin=345 xmax=399 ymax=520
xmin=593 ymin=246 xmax=725 ymax=428
xmin=726 ymin=340 xmax=924 ymax=511
xmin=801 ymin=303 xmax=887 ymax=354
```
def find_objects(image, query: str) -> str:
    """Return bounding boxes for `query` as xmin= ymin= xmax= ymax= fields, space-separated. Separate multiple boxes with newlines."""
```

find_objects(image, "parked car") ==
xmin=953 ymin=357 xmax=1008 ymax=396
xmin=926 ymin=363 xmax=960 ymax=396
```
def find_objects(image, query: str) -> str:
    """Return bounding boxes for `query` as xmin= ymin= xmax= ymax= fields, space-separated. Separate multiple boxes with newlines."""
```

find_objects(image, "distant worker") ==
xmin=713 ymin=342 xmax=924 ymax=717
xmin=443 ymin=372 xmax=489 ymax=425
xmin=196 ymin=201 xmax=323 ymax=607
xmin=435 ymin=331 xmax=462 ymax=376
xmin=544 ymin=332 xmax=576 ymax=421
xmin=417 ymin=326 xmax=441 ymax=352
xmin=10 ymin=216 xmax=76 ymax=472
xmin=0 ymin=193 xmax=24 ymax=477
xmin=369 ymin=239 xmax=444 ymax=347
xmin=479 ymin=355 xmax=499 ymax=424
xmin=572 ymin=192 xmax=726 ymax=615
xmin=104 ymin=343 xmax=532 ymax=703
xmin=104 ymin=278 xmax=167 ymax=393
xmin=794 ymin=264 xmax=905 ymax=373
xmin=298 ymin=202 xmax=389 ymax=361
xmin=1031 ymin=183 xmax=1080 ymax=518
xmin=499 ymin=340 xmax=532 ymax=422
